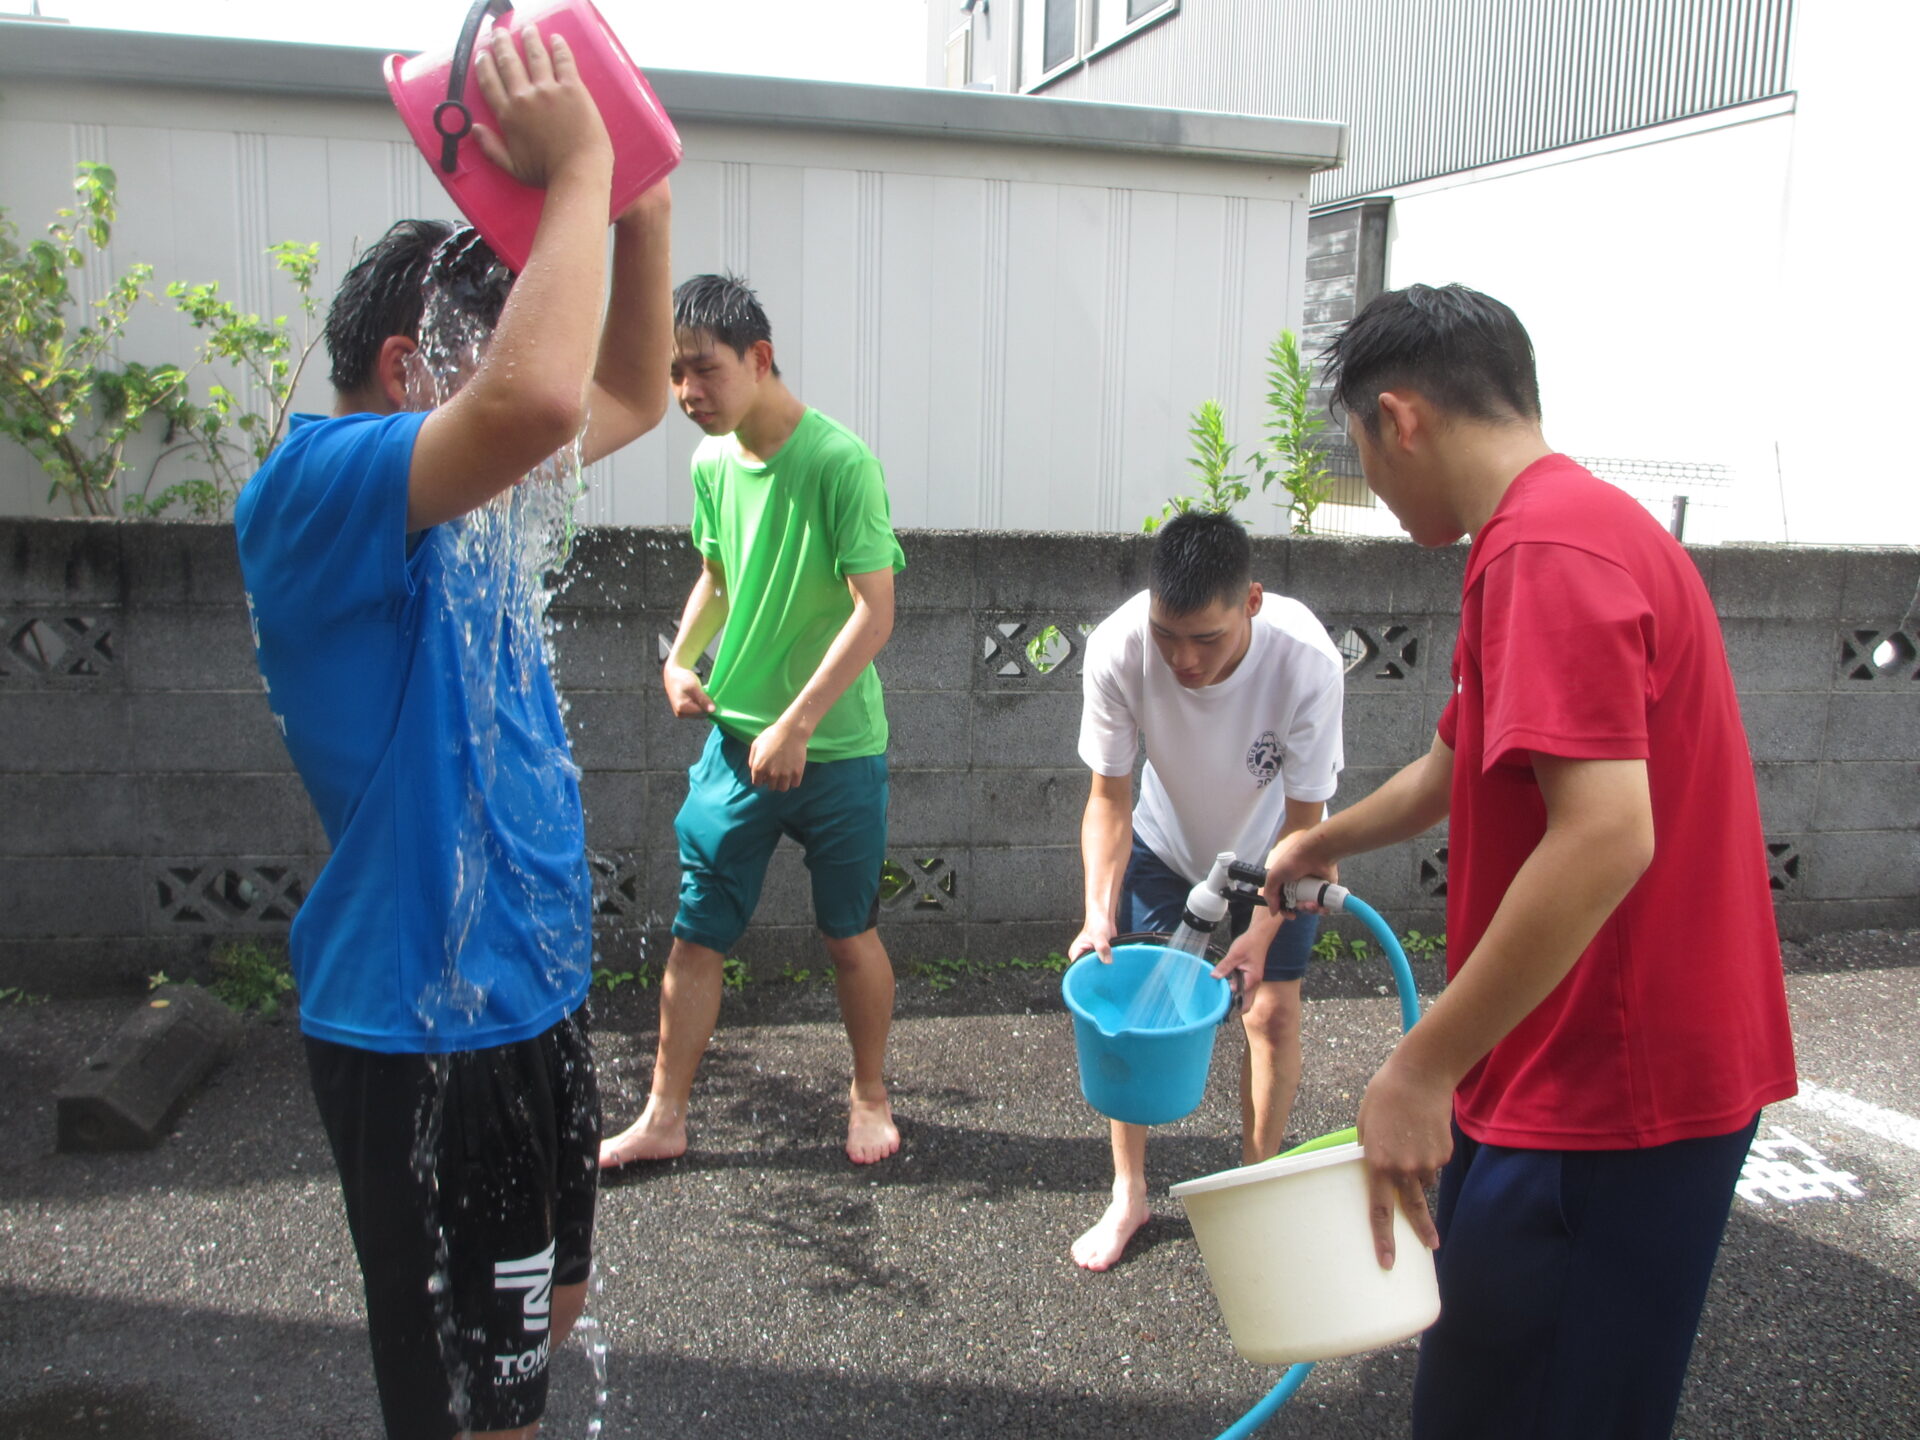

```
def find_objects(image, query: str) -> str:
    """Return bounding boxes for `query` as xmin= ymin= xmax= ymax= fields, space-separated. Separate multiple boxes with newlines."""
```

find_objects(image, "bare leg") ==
xmin=1072 ymin=1120 xmax=1150 ymax=1271
xmin=822 ymin=926 xmax=900 ymax=1164
xmin=599 ymin=938 xmax=726 ymax=1167
xmin=1240 ymin=978 xmax=1303 ymax=1165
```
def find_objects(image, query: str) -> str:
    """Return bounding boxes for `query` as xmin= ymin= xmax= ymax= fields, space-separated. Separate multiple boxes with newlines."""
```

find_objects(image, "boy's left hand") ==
xmin=748 ymin=717 xmax=808 ymax=791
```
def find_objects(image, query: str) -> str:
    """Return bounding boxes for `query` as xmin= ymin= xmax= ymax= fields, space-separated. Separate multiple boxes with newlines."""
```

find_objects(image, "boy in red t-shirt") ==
xmin=1260 ymin=285 xmax=1796 ymax=1439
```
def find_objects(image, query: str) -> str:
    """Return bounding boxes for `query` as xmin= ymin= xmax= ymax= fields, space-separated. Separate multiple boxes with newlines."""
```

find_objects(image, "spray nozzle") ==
xmin=1215 ymin=858 xmax=1351 ymax=914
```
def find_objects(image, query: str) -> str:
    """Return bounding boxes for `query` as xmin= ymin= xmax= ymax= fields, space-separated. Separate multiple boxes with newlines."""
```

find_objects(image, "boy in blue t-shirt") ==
xmin=234 ymin=27 xmax=671 ymax=1439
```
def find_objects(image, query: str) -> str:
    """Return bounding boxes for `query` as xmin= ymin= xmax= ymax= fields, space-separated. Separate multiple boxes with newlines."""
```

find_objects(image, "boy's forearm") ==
xmin=669 ymin=566 xmax=728 ymax=669
xmin=583 ymin=197 xmax=673 ymax=457
xmin=1312 ymin=736 xmax=1452 ymax=866
xmin=1081 ymin=785 xmax=1132 ymax=927
xmin=480 ymin=161 xmax=612 ymax=423
xmin=773 ymin=590 xmax=891 ymax=738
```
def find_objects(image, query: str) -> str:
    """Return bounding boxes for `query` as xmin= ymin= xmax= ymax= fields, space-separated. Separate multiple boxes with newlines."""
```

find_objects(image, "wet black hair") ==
xmin=673 ymin=272 xmax=780 ymax=377
xmin=1320 ymin=283 xmax=1541 ymax=438
xmin=1150 ymin=510 xmax=1252 ymax=615
xmin=324 ymin=220 xmax=510 ymax=394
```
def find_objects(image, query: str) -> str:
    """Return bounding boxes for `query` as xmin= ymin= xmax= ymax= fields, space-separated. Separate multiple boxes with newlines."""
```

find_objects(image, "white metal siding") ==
xmin=0 ymin=75 xmax=1314 ymax=535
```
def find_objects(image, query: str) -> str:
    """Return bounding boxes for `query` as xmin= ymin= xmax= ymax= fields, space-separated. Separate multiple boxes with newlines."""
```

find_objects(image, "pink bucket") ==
xmin=385 ymin=0 xmax=682 ymax=273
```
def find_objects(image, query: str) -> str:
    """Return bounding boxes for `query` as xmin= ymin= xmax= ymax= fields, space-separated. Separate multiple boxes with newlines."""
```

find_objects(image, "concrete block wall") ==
xmin=2 ymin=519 xmax=1915 ymax=993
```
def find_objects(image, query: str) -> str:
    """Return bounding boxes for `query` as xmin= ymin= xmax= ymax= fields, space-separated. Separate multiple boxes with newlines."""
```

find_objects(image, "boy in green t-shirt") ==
xmin=600 ymin=273 xmax=906 ymax=1168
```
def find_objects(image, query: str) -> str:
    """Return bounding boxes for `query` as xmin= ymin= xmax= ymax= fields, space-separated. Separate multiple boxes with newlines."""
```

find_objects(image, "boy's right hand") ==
xmin=471 ymin=22 xmax=613 ymax=191
xmin=663 ymin=660 xmax=716 ymax=718
xmin=1068 ymin=919 xmax=1116 ymax=964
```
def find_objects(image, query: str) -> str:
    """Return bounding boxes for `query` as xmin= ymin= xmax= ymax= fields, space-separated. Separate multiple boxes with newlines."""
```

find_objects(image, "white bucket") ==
xmin=1170 ymin=1140 xmax=1441 ymax=1365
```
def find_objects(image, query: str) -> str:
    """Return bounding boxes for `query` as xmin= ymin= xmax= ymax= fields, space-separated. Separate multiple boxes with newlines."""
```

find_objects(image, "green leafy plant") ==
xmin=0 ymin=985 xmax=48 ymax=1006
xmin=592 ymin=963 xmax=656 ymax=994
xmin=1261 ymin=329 xmax=1336 ymax=535
xmin=126 ymin=241 xmax=322 ymax=520
xmin=1144 ymin=399 xmax=1253 ymax=533
xmin=721 ymin=955 xmax=750 ymax=992
xmin=1004 ymin=951 xmax=1073 ymax=974
xmin=1400 ymin=929 xmax=1447 ymax=958
xmin=0 ymin=163 xmax=189 ymax=516
xmin=1024 ymin=623 xmax=1069 ymax=675
xmin=146 ymin=969 xmax=174 ymax=990
xmin=208 ymin=939 xmax=295 ymax=1017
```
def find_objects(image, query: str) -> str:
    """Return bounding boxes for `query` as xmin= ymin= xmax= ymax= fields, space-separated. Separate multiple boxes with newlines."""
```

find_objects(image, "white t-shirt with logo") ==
xmin=1078 ymin=590 xmax=1345 ymax=884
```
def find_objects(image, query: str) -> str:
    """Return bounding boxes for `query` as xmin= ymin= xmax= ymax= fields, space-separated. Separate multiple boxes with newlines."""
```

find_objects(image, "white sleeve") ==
xmin=1077 ymin=632 xmax=1138 ymax=778
xmin=1281 ymin=656 xmax=1344 ymax=803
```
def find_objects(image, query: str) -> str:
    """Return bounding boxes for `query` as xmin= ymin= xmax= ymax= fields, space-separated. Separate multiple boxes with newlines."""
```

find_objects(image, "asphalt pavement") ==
xmin=1 ymin=929 xmax=1915 ymax=1439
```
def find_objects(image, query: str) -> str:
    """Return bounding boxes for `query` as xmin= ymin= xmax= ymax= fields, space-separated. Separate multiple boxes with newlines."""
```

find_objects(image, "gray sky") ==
xmin=26 ymin=0 xmax=929 ymax=86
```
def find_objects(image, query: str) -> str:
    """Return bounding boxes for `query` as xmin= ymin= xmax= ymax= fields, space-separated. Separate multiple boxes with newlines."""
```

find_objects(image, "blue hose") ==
xmin=1210 ymin=889 xmax=1422 ymax=1439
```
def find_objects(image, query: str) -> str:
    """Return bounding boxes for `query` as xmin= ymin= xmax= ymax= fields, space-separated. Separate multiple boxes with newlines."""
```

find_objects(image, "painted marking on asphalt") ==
xmin=1791 ymin=1081 xmax=1920 ymax=1156
xmin=1738 ymin=1126 xmax=1863 ymax=1206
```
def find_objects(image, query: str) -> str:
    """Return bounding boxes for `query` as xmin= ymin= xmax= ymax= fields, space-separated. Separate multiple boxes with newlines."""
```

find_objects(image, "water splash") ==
xmin=1121 ymin=931 xmax=1208 ymax=1032
xmin=412 ymin=1056 xmax=475 ymax=1430
xmin=408 ymin=231 xmax=589 ymax=1029
xmin=576 ymin=1264 xmax=612 ymax=1438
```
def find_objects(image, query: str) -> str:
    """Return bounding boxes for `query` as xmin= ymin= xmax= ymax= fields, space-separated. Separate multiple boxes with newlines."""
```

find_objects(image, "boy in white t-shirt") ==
xmin=1068 ymin=510 xmax=1345 ymax=1270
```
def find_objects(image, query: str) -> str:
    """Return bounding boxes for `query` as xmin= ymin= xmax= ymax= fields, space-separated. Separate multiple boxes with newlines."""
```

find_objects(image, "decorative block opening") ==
xmin=589 ymin=851 xmax=647 ymax=922
xmin=1839 ymin=627 xmax=1920 ymax=681
xmin=980 ymin=619 xmax=1092 ymax=681
xmin=879 ymin=855 xmax=956 ymax=912
xmin=1766 ymin=840 xmax=1801 ymax=893
xmin=155 ymin=863 xmax=308 ymax=927
xmin=1418 ymin=845 xmax=1449 ymax=897
xmin=2 ymin=615 xmax=117 ymax=679
xmin=1332 ymin=622 xmax=1418 ymax=680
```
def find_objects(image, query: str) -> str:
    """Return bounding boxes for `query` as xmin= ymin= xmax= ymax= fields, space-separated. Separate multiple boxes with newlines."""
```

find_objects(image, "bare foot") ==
xmin=598 ymin=1096 xmax=688 ymax=1169
xmin=846 ymin=1088 xmax=900 ymax=1165
xmin=1071 ymin=1191 xmax=1149 ymax=1271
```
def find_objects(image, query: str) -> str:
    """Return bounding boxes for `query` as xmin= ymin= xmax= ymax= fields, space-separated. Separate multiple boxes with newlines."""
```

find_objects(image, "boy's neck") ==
xmin=734 ymin=382 xmax=808 ymax=464
xmin=1438 ymin=422 xmax=1554 ymax=538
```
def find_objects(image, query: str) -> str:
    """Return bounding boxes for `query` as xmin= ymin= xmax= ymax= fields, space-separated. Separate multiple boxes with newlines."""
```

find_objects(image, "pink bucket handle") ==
xmin=434 ymin=0 xmax=513 ymax=174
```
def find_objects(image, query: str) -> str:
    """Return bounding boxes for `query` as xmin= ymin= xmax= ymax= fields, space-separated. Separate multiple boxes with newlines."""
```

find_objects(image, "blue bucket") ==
xmin=1062 ymin=943 xmax=1231 ymax=1126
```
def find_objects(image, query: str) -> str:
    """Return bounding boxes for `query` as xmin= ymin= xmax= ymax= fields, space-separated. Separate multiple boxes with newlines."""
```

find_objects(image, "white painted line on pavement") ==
xmin=1790 ymin=1082 xmax=1920 ymax=1156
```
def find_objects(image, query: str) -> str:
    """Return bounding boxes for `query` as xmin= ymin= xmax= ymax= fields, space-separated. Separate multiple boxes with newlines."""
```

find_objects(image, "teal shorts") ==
xmin=672 ymin=726 xmax=889 ymax=953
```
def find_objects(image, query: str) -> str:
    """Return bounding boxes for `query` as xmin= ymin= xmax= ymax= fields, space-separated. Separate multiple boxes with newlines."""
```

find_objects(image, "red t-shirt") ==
xmin=1436 ymin=455 xmax=1796 ymax=1149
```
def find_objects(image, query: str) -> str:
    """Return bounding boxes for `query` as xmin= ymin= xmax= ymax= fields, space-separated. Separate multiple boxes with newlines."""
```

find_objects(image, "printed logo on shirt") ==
xmin=1246 ymin=731 xmax=1282 ymax=789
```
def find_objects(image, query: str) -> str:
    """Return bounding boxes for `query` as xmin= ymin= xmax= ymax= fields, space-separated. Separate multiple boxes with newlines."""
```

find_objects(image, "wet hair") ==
xmin=1320 ymin=283 xmax=1541 ymax=438
xmin=673 ymin=272 xmax=780 ymax=377
xmin=1150 ymin=510 xmax=1252 ymax=615
xmin=324 ymin=220 xmax=510 ymax=394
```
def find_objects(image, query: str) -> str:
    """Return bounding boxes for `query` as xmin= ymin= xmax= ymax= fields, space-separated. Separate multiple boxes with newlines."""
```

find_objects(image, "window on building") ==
xmin=945 ymin=22 xmax=972 ymax=89
xmin=1022 ymin=0 xmax=1178 ymax=92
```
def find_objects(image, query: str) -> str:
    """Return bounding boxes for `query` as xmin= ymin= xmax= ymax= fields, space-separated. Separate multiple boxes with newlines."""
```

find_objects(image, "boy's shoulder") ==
xmin=1252 ymin=592 xmax=1344 ymax=678
xmin=795 ymin=408 xmax=881 ymax=472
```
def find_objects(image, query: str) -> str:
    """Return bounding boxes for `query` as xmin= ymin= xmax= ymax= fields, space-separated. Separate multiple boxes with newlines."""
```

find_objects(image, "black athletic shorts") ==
xmin=305 ymin=1008 xmax=600 ymax=1439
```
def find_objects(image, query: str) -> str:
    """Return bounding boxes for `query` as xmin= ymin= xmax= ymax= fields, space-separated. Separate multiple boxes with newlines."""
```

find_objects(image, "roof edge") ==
xmin=0 ymin=20 xmax=1346 ymax=170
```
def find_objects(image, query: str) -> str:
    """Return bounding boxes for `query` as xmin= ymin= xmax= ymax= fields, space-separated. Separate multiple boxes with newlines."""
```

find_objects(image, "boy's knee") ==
xmin=821 ymin=928 xmax=885 ymax=968
xmin=1242 ymin=982 xmax=1302 ymax=1047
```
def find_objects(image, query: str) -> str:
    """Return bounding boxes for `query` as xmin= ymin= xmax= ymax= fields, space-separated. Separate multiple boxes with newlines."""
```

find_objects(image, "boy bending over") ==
xmin=1069 ymin=510 xmax=1345 ymax=1270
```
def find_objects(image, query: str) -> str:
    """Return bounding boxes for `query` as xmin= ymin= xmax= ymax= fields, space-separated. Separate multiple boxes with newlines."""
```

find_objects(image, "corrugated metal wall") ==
xmin=0 ymin=72 xmax=1316 ymax=534
xmin=1041 ymin=0 xmax=1796 ymax=204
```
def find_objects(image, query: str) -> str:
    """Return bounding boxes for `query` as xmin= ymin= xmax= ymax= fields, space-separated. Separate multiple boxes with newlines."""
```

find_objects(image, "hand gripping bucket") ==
xmin=1171 ymin=1140 xmax=1441 ymax=1365
xmin=1060 ymin=943 xmax=1230 ymax=1126
xmin=386 ymin=0 xmax=683 ymax=272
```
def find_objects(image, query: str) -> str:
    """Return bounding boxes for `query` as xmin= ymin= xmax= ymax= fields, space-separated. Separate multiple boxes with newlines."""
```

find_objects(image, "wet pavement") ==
xmin=1 ymin=930 xmax=1915 ymax=1439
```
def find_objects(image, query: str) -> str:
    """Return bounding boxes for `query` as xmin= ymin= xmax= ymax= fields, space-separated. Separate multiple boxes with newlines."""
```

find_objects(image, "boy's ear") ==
xmin=374 ymin=336 xmax=419 ymax=411
xmin=1376 ymin=391 xmax=1420 ymax=453
xmin=1246 ymin=580 xmax=1264 ymax=617
xmin=751 ymin=338 xmax=776 ymax=381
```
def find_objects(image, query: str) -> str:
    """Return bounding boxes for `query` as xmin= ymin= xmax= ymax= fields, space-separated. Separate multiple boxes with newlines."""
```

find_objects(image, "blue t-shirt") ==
xmin=235 ymin=412 xmax=592 ymax=1053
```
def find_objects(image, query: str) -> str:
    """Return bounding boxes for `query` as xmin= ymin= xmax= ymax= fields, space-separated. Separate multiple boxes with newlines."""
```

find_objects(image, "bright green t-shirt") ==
xmin=690 ymin=408 xmax=906 ymax=760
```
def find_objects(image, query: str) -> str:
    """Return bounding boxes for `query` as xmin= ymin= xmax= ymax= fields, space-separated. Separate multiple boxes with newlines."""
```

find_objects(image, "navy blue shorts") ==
xmin=1120 ymin=831 xmax=1318 ymax=982
xmin=1412 ymin=1113 xmax=1761 ymax=1440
